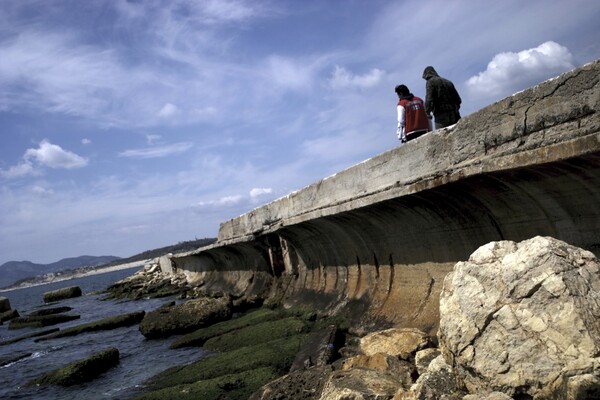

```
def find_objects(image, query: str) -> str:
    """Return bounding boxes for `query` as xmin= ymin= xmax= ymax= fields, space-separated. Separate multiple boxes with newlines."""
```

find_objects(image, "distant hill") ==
xmin=98 ymin=237 xmax=217 ymax=268
xmin=0 ymin=238 xmax=217 ymax=289
xmin=0 ymin=255 xmax=121 ymax=289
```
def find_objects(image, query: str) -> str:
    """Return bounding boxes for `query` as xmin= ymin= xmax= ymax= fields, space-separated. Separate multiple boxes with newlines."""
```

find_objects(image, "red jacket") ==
xmin=398 ymin=95 xmax=430 ymax=139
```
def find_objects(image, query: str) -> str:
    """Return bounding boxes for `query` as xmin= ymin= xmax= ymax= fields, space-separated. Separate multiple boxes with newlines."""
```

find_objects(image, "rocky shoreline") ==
xmin=101 ymin=236 xmax=600 ymax=399
xmin=2 ymin=236 xmax=598 ymax=399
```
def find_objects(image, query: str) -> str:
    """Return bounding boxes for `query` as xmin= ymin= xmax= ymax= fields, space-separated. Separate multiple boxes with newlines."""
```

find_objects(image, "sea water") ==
xmin=0 ymin=268 xmax=208 ymax=399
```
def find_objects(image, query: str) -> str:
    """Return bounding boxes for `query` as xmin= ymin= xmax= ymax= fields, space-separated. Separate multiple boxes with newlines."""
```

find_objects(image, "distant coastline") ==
xmin=0 ymin=260 xmax=146 ymax=293
xmin=0 ymin=238 xmax=216 ymax=293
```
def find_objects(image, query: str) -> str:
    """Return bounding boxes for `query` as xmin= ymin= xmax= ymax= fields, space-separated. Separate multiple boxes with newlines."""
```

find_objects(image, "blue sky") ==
xmin=1 ymin=0 xmax=599 ymax=265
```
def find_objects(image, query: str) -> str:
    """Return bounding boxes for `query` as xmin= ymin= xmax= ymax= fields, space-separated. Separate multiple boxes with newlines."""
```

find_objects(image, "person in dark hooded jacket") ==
xmin=395 ymin=84 xmax=430 ymax=143
xmin=422 ymin=66 xmax=462 ymax=129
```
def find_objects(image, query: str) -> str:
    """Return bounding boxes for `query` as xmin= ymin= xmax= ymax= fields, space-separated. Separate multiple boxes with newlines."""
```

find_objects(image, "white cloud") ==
xmin=0 ymin=16 xmax=222 ymax=128
xmin=198 ymin=0 xmax=266 ymax=23
xmin=466 ymin=41 xmax=575 ymax=99
xmin=1 ymin=140 xmax=88 ymax=179
xmin=31 ymin=185 xmax=54 ymax=196
xmin=249 ymin=187 xmax=272 ymax=199
xmin=0 ymin=30 xmax=125 ymax=119
xmin=0 ymin=161 xmax=39 ymax=179
xmin=218 ymin=195 xmax=244 ymax=205
xmin=82 ymin=138 xmax=92 ymax=145
xmin=193 ymin=187 xmax=275 ymax=212
xmin=195 ymin=195 xmax=244 ymax=208
xmin=117 ymin=0 xmax=273 ymax=26
xmin=119 ymin=142 xmax=194 ymax=159
xmin=265 ymin=55 xmax=318 ymax=91
xmin=158 ymin=103 xmax=180 ymax=118
xmin=23 ymin=140 xmax=88 ymax=169
xmin=0 ymin=2 xmax=310 ymax=130
xmin=329 ymin=66 xmax=385 ymax=90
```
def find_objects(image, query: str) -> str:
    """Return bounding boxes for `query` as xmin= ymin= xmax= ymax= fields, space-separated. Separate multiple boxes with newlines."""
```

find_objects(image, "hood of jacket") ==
xmin=422 ymin=66 xmax=439 ymax=80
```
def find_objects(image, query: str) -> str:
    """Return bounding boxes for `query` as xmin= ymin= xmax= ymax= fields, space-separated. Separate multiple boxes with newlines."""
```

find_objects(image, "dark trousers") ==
xmin=434 ymin=111 xmax=461 ymax=129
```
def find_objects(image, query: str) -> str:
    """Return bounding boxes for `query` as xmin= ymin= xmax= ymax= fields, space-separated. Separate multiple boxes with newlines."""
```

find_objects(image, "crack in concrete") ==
xmin=413 ymin=272 xmax=435 ymax=320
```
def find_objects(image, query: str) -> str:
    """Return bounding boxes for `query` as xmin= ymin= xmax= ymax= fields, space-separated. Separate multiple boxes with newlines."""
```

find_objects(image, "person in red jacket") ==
xmin=395 ymin=84 xmax=431 ymax=143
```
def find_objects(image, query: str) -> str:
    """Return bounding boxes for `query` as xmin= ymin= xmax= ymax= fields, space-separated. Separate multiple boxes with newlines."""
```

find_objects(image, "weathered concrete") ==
xmin=173 ymin=60 xmax=600 ymax=334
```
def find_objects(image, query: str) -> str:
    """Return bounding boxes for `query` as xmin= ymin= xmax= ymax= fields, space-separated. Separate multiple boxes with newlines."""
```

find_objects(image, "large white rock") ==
xmin=439 ymin=236 xmax=600 ymax=398
xmin=360 ymin=328 xmax=431 ymax=360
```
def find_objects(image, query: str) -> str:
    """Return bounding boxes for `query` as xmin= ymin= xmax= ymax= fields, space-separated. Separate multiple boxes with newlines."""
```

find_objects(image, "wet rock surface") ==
xmin=139 ymin=295 xmax=232 ymax=339
xmin=43 ymin=286 xmax=82 ymax=303
xmin=0 ymin=327 xmax=60 ymax=345
xmin=28 ymin=347 xmax=120 ymax=386
xmin=170 ymin=307 xmax=284 ymax=349
xmin=0 ymin=296 xmax=11 ymax=312
xmin=0 ymin=296 xmax=20 ymax=323
xmin=8 ymin=313 xmax=80 ymax=329
xmin=35 ymin=310 xmax=145 ymax=341
xmin=28 ymin=306 xmax=73 ymax=316
xmin=0 ymin=308 xmax=19 ymax=323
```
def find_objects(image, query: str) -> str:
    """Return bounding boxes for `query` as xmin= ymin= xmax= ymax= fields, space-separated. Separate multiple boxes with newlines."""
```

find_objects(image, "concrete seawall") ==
xmin=172 ymin=60 xmax=600 ymax=334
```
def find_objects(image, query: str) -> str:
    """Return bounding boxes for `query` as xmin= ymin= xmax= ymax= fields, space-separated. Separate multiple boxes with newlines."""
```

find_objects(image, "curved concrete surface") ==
xmin=173 ymin=60 xmax=600 ymax=334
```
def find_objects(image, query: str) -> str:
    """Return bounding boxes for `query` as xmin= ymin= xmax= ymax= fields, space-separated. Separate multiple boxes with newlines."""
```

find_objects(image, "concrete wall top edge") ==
xmin=215 ymin=60 xmax=600 ymax=244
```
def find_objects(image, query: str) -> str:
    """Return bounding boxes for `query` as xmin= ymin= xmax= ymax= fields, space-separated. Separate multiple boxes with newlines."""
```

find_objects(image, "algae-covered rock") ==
xmin=43 ymin=286 xmax=82 ymax=303
xmin=0 ymin=296 xmax=18 ymax=323
xmin=0 ymin=328 xmax=59 ymax=346
xmin=133 ymin=367 xmax=279 ymax=400
xmin=0 ymin=308 xmax=19 ymax=323
xmin=139 ymin=296 xmax=232 ymax=339
xmin=28 ymin=347 xmax=119 ymax=386
xmin=141 ymin=307 xmax=347 ymax=399
xmin=9 ymin=313 xmax=80 ymax=329
xmin=0 ymin=296 xmax=11 ymax=312
xmin=170 ymin=307 xmax=283 ymax=349
xmin=35 ymin=310 xmax=145 ymax=341
xmin=28 ymin=306 xmax=73 ymax=316
xmin=148 ymin=334 xmax=310 ymax=391
xmin=202 ymin=316 xmax=310 ymax=352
